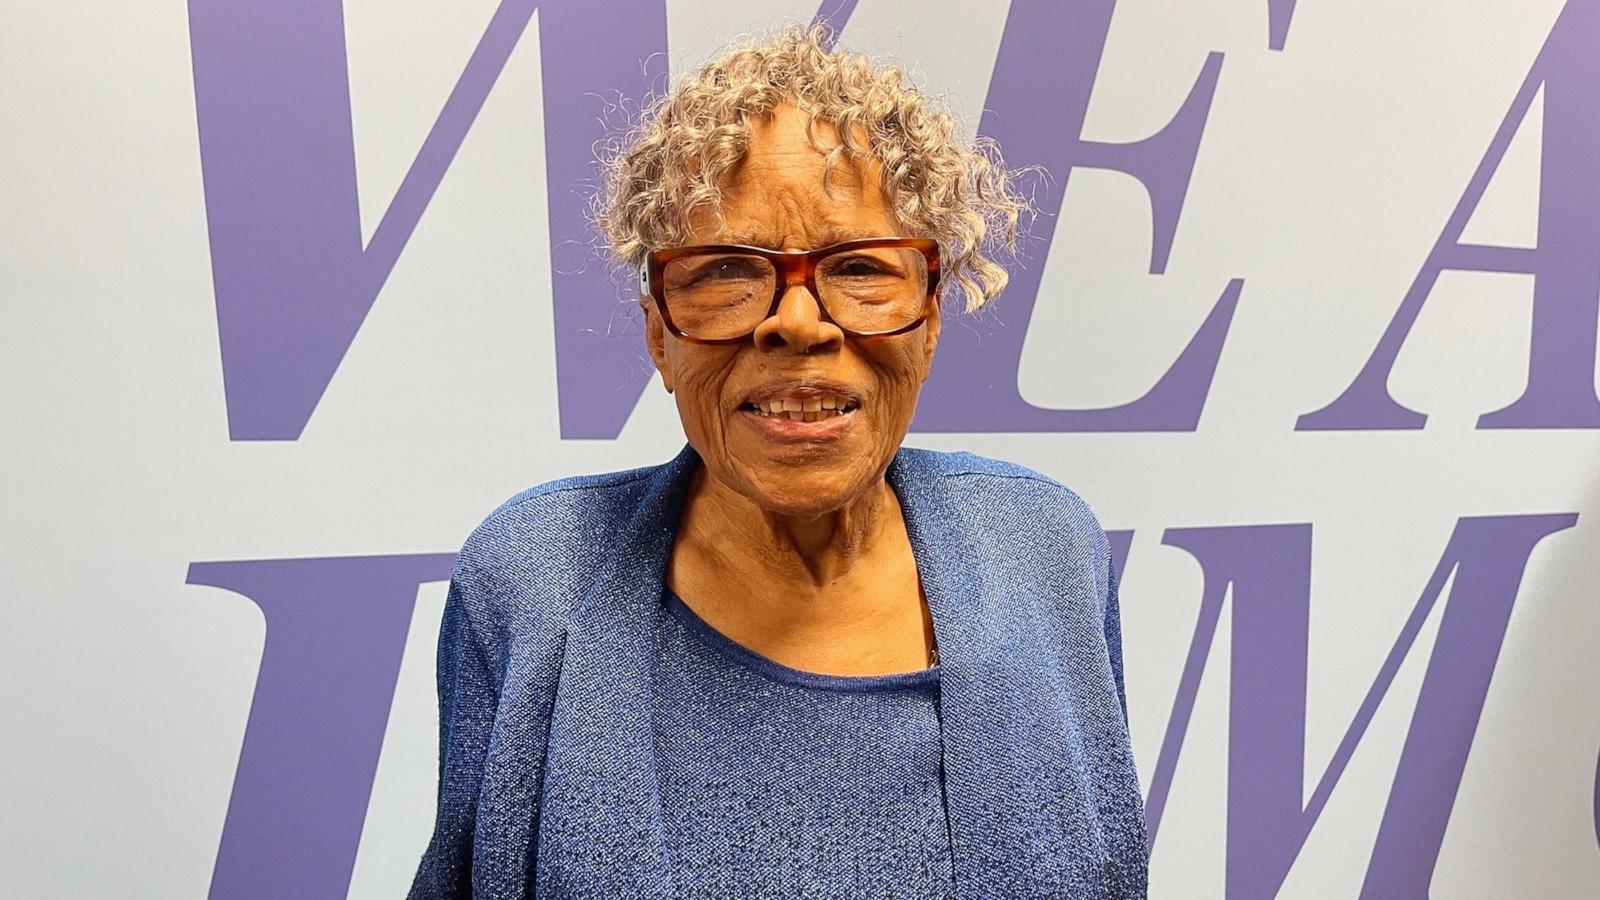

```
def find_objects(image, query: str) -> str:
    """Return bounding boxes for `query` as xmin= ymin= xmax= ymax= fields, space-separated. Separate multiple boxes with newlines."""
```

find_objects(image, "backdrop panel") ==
xmin=3 ymin=1 xmax=1597 ymax=897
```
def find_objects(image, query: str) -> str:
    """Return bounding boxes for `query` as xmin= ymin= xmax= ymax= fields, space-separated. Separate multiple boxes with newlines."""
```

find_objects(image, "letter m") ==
xmin=1125 ymin=513 xmax=1576 ymax=898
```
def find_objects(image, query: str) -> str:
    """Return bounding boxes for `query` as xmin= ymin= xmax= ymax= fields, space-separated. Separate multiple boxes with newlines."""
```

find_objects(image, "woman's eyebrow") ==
xmin=722 ymin=227 xmax=874 ymax=249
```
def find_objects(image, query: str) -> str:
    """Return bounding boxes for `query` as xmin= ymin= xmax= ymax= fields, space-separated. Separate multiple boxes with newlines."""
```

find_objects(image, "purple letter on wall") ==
xmin=188 ymin=553 xmax=454 ymax=900
xmin=1141 ymin=513 xmax=1576 ymax=897
xmin=913 ymin=0 xmax=1240 ymax=433
xmin=189 ymin=0 xmax=668 ymax=441
xmin=1297 ymin=1 xmax=1600 ymax=431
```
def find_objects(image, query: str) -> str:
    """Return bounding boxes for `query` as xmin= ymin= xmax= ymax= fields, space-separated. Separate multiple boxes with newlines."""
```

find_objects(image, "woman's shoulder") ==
xmin=484 ymin=461 xmax=660 ymax=525
xmin=444 ymin=460 xmax=670 ymax=626
xmin=460 ymin=461 xmax=661 ymax=560
xmin=897 ymin=445 xmax=1107 ymax=537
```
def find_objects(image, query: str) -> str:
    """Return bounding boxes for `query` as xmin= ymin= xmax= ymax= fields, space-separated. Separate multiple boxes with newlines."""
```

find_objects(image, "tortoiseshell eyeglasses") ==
xmin=640 ymin=237 xmax=941 ymax=343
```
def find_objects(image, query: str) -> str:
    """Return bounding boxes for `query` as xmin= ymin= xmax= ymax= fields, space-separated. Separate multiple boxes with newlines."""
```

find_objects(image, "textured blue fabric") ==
xmin=653 ymin=586 xmax=954 ymax=898
xmin=408 ymin=441 xmax=1149 ymax=899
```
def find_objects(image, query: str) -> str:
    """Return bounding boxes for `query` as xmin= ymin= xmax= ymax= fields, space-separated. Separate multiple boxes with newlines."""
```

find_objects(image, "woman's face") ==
xmin=641 ymin=102 xmax=942 ymax=520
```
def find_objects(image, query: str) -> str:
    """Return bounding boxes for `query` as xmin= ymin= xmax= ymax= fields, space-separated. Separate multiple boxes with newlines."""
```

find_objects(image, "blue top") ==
xmin=408 ymin=442 xmax=1148 ymax=899
xmin=653 ymin=586 xmax=954 ymax=898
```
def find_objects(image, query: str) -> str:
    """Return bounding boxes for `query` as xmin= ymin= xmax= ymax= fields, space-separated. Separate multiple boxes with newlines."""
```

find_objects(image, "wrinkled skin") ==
xmin=640 ymin=101 xmax=943 ymax=675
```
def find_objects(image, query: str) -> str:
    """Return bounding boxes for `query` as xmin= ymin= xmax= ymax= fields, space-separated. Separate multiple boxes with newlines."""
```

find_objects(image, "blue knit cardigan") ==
xmin=407 ymin=442 xmax=1149 ymax=899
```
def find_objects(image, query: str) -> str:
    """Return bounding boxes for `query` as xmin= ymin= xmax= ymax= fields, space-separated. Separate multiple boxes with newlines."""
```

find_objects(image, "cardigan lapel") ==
xmin=533 ymin=443 xmax=698 ymax=899
xmin=889 ymin=450 xmax=1104 ymax=898
xmin=537 ymin=443 xmax=1096 ymax=898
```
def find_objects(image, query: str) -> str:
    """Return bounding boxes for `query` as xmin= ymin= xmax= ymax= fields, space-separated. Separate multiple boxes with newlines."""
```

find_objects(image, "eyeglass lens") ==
xmin=661 ymin=246 xmax=929 ymax=339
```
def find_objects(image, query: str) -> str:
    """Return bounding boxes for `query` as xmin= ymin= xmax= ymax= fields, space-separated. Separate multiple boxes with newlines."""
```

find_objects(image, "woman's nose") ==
xmin=752 ymin=283 xmax=845 ymax=353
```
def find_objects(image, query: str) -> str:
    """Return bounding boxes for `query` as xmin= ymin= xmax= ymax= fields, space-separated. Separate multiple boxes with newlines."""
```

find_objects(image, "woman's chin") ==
xmin=736 ymin=470 xmax=866 ymax=519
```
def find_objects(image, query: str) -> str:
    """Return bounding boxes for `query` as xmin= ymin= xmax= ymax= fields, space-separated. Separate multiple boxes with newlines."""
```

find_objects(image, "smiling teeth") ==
xmin=749 ymin=394 xmax=855 ymax=420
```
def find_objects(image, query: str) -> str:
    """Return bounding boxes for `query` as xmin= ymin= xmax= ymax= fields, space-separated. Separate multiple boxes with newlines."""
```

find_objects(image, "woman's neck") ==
xmin=680 ymin=462 xmax=902 ymax=589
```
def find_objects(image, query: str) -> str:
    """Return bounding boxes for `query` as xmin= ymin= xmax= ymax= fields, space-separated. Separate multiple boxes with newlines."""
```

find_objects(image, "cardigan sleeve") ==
xmin=407 ymin=568 xmax=501 ymax=899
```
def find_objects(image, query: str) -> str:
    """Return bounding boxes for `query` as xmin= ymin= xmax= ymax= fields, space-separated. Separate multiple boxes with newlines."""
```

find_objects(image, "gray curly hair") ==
xmin=592 ymin=22 xmax=1031 ymax=314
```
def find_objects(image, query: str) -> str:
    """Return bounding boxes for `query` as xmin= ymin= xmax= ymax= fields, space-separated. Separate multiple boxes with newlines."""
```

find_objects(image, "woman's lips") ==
xmin=740 ymin=383 xmax=862 ymax=411
xmin=737 ymin=405 xmax=856 ymax=441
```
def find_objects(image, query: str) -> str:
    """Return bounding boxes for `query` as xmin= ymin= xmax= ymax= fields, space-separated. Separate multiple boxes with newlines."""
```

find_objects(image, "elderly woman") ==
xmin=409 ymin=23 xmax=1147 ymax=900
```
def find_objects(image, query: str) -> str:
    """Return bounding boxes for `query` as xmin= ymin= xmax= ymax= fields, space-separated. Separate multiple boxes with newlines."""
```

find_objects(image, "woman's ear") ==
xmin=641 ymin=297 xmax=674 ymax=393
xmin=920 ymin=291 xmax=943 ymax=380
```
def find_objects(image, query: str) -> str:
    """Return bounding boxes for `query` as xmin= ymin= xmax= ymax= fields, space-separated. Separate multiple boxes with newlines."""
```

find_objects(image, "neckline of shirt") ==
xmin=662 ymin=587 xmax=941 ymax=693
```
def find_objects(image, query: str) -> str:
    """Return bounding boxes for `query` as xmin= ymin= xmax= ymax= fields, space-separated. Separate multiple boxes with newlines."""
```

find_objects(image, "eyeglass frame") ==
xmin=639 ymin=236 xmax=942 ymax=344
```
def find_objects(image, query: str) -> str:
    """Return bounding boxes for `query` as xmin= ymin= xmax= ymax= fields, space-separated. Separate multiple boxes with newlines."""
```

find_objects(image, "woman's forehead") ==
xmin=692 ymin=195 xmax=901 ymax=248
xmin=729 ymin=117 xmax=876 ymax=186
xmin=672 ymin=103 xmax=901 ymax=245
xmin=715 ymin=224 xmax=892 ymax=250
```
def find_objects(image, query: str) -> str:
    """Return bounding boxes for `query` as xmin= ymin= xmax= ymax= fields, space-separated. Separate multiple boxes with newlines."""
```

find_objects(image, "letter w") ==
xmin=188 ymin=0 xmax=666 ymax=440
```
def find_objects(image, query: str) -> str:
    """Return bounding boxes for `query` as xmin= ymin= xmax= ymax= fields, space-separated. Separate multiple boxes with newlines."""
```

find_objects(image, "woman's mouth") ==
xmin=737 ymin=393 xmax=860 ymax=442
xmin=739 ymin=395 xmax=859 ymax=422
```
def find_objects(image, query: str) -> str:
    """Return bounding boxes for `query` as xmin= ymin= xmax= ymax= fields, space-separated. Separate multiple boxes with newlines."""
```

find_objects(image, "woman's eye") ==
xmin=831 ymin=256 xmax=891 ymax=277
xmin=706 ymin=258 xmax=761 ymax=279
